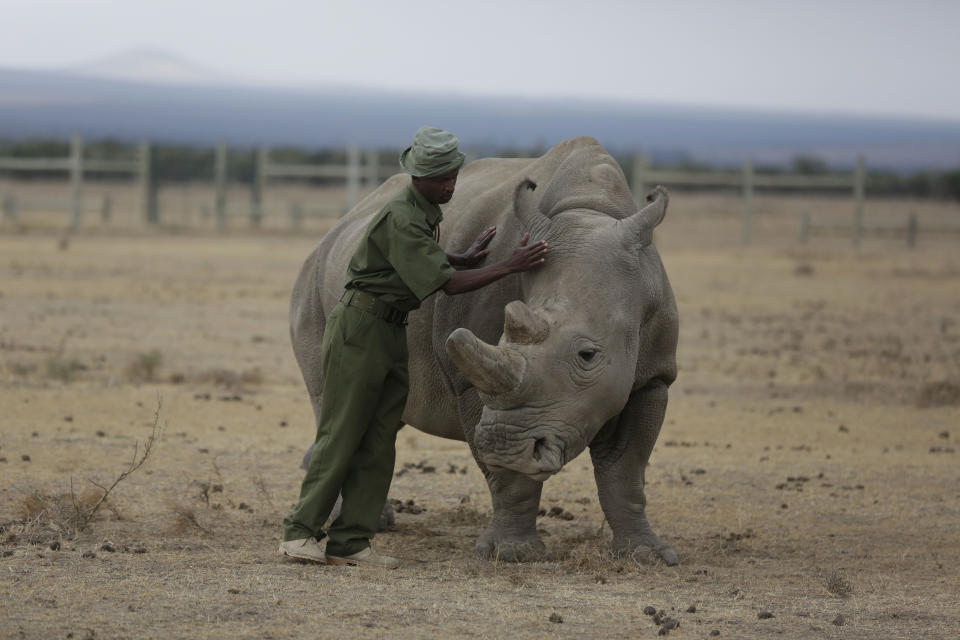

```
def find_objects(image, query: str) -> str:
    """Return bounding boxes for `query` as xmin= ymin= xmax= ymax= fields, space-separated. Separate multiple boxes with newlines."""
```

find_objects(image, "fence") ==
xmin=3 ymin=136 xmax=956 ymax=245
xmin=631 ymin=153 xmax=868 ymax=246
xmin=0 ymin=134 xmax=150 ymax=228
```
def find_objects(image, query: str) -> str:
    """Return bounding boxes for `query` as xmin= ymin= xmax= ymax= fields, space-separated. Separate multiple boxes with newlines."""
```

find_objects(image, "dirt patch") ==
xmin=2 ymin=197 xmax=959 ymax=639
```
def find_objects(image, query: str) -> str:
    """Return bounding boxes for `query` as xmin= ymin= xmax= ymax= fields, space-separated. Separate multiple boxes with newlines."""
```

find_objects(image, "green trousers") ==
xmin=282 ymin=302 xmax=408 ymax=556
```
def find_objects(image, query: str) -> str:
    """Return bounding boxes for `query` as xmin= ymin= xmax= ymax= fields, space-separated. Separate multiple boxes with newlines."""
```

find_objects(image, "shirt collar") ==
xmin=407 ymin=183 xmax=444 ymax=227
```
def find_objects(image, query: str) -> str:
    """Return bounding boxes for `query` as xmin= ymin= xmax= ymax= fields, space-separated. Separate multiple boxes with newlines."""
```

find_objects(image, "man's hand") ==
xmin=441 ymin=232 xmax=548 ymax=296
xmin=450 ymin=226 xmax=496 ymax=268
xmin=504 ymin=233 xmax=548 ymax=273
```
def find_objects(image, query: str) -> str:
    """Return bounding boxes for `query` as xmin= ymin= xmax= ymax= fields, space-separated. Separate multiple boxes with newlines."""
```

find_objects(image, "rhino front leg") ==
xmin=475 ymin=469 xmax=546 ymax=562
xmin=590 ymin=380 xmax=678 ymax=565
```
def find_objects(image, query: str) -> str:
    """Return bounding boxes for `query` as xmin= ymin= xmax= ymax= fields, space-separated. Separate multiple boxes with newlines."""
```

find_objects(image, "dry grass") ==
xmin=1 ymin=193 xmax=959 ymax=639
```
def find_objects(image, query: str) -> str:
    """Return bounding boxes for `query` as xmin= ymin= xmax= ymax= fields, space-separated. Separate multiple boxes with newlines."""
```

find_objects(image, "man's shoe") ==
xmin=326 ymin=545 xmax=400 ymax=569
xmin=279 ymin=537 xmax=326 ymax=563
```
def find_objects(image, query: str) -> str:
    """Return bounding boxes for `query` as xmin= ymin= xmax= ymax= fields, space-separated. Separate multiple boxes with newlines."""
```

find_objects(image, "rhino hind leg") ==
xmin=475 ymin=469 xmax=546 ymax=562
xmin=590 ymin=381 xmax=678 ymax=566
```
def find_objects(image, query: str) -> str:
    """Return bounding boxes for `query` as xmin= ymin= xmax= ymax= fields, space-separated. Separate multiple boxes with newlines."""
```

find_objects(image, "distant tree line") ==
xmin=1 ymin=138 xmax=959 ymax=201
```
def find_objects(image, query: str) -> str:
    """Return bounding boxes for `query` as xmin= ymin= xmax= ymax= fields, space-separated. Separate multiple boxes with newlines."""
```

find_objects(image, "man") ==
xmin=280 ymin=126 xmax=548 ymax=568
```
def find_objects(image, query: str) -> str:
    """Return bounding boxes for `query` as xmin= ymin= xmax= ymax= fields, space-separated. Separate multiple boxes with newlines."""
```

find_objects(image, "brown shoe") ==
xmin=279 ymin=537 xmax=326 ymax=563
xmin=326 ymin=544 xmax=400 ymax=569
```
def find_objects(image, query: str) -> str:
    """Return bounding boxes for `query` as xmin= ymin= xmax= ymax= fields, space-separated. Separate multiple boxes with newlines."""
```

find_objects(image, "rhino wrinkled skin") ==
xmin=292 ymin=137 xmax=679 ymax=564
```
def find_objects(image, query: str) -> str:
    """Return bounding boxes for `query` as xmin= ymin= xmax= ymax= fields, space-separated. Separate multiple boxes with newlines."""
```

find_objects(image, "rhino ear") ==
xmin=620 ymin=185 xmax=669 ymax=247
xmin=513 ymin=179 xmax=551 ymax=238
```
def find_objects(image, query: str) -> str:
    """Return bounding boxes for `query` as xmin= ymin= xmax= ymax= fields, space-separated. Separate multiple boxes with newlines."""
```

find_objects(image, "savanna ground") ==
xmin=1 ymin=186 xmax=959 ymax=639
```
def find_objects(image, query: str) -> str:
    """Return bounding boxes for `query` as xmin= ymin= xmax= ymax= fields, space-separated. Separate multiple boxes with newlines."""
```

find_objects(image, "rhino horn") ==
xmin=445 ymin=328 xmax=527 ymax=396
xmin=513 ymin=179 xmax=551 ymax=238
xmin=503 ymin=300 xmax=549 ymax=344
xmin=621 ymin=184 xmax=669 ymax=246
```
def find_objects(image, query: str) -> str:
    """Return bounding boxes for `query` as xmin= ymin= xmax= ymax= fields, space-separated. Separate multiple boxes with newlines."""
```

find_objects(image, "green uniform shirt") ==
xmin=345 ymin=184 xmax=455 ymax=313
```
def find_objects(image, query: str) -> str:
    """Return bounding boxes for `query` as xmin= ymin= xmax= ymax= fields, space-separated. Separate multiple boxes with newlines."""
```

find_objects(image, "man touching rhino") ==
xmin=280 ymin=126 xmax=548 ymax=567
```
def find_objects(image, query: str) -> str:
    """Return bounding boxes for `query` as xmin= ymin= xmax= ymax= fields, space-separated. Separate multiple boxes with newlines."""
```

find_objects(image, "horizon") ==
xmin=3 ymin=0 xmax=959 ymax=122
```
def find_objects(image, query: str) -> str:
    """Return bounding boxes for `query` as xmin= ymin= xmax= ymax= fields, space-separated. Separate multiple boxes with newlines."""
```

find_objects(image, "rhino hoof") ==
xmin=476 ymin=535 xmax=546 ymax=563
xmin=658 ymin=546 xmax=679 ymax=566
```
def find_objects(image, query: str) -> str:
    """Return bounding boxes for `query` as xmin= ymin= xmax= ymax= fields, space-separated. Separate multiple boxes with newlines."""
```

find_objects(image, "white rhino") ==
xmin=292 ymin=136 xmax=678 ymax=564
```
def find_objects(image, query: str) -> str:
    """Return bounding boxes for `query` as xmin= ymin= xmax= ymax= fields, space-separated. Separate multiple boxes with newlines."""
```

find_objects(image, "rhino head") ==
xmin=446 ymin=168 xmax=674 ymax=481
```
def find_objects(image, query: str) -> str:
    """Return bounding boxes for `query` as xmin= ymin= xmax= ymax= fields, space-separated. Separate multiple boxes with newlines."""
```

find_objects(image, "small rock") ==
xmin=21 ymin=454 xmax=31 ymax=462
xmin=643 ymin=606 xmax=657 ymax=616
xmin=217 ymin=425 xmax=226 ymax=431
xmin=0 ymin=457 xmax=7 ymax=463
xmin=81 ymin=551 xmax=96 ymax=559
xmin=832 ymin=614 xmax=845 ymax=626
xmin=1 ymin=550 xmax=13 ymax=557
xmin=279 ymin=421 xmax=287 ymax=427
xmin=548 ymin=506 xmax=564 ymax=516
xmin=31 ymin=431 xmax=39 ymax=437
xmin=132 ymin=546 xmax=147 ymax=554
xmin=49 ymin=541 xmax=61 ymax=551
xmin=64 ymin=416 xmax=73 ymax=422
xmin=227 ymin=588 xmax=241 ymax=594
xmin=758 ymin=611 xmax=774 ymax=619
xmin=594 ymin=574 xmax=607 ymax=584
xmin=548 ymin=613 xmax=563 ymax=624
xmin=838 ymin=424 xmax=849 ymax=433
xmin=100 ymin=543 xmax=115 ymax=552
xmin=560 ymin=511 xmax=575 ymax=521
xmin=658 ymin=618 xmax=680 ymax=635
xmin=420 ymin=465 xmax=436 ymax=473
xmin=653 ymin=612 xmax=665 ymax=625
xmin=710 ymin=631 xmax=720 ymax=637
xmin=939 ymin=430 xmax=950 ymax=440
xmin=686 ymin=605 xmax=696 ymax=613
xmin=95 ymin=430 xmax=105 ymax=437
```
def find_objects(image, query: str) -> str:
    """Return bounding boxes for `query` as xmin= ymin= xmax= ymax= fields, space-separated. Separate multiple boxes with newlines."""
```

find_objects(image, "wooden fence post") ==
xmin=346 ymin=145 xmax=360 ymax=214
xmin=251 ymin=146 xmax=267 ymax=227
xmin=741 ymin=158 xmax=754 ymax=245
xmin=139 ymin=142 xmax=157 ymax=224
xmin=2 ymin=194 xmax=17 ymax=224
xmin=365 ymin=150 xmax=379 ymax=190
xmin=906 ymin=213 xmax=918 ymax=247
xmin=289 ymin=202 xmax=304 ymax=230
xmin=631 ymin=152 xmax=650 ymax=206
xmin=69 ymin=134 xmax=84 ymax=229
xmin=214 ymin=142 xmax=228 ymax=230
xmin=100 ymin=195 xmax=112 ymax=223
xmin=798 ymin=212 xmax=811 ymax=243
xmin=852 ymin=155 xmax=865 ymax=247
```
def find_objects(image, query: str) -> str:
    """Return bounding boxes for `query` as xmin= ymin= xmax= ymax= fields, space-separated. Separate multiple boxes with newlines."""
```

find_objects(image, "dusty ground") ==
xmin=1 ymin=193 xmax=959 ymax=639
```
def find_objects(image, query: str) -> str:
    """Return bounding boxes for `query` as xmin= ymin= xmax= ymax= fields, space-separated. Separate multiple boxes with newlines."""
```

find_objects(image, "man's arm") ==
xmin=442 ymin=233 xmax=547 ymax=296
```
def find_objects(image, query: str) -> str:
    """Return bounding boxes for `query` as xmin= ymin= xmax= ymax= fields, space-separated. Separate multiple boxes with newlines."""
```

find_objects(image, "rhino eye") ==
xmin=578 ymin=349 xmax=598 ymax=362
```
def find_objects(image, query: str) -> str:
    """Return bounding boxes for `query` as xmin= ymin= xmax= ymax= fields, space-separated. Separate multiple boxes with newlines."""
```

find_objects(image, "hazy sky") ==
xmin=3 ymin=0 xmax=959 ymax=121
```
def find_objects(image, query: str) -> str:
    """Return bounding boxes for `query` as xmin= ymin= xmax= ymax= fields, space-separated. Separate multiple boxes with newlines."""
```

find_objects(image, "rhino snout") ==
xmin=474 ymin=421 xmax=566 ymax=480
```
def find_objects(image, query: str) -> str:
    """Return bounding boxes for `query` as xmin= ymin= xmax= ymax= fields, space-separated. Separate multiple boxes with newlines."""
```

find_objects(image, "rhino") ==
xmin=292 ymin=136 xmax=679 ymax=564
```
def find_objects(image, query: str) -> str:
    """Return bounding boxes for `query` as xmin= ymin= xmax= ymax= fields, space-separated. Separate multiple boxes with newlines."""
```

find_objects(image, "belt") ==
xmin=340 ymin=289 xmax=408 ymax=326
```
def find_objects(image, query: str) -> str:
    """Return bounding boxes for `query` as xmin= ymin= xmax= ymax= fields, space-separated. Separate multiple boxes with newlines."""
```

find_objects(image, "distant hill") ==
xmin=1 ymin=62 xmax=958 ymax=172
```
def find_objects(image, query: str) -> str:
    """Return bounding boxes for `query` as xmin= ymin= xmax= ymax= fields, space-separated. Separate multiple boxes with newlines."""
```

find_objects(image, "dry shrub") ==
xmin=10 ymin=488 xmax=102 ymax=545
xmin=193 ymin=367 xmax=264 ymax=389
xmin=126 ymin=349 xmax=163 ymax=382
xmin=45 ymin=355 xmax=86 ymax=382
xmin=825 ymin=570 xmax=853 ymax=597
xmin=7 ymin=361 xmax=36 ymax=377
xmin=916 ymin=380 xmax=960 ymax=408
xmin=168 ymin=502 xmax=213 ymax=536
xmin=3 ymin=397 xmax=163 ymax=545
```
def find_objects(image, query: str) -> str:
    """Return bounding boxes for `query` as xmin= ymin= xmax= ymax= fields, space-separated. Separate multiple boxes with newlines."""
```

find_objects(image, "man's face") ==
xmin=413 ymin=170 xmax=459 ymax=205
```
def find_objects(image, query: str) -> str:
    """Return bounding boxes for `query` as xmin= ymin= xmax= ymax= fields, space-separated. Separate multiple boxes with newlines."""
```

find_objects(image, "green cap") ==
xmin=399 ymin=126 xmax=466 ymax=178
